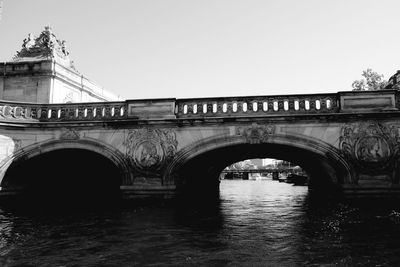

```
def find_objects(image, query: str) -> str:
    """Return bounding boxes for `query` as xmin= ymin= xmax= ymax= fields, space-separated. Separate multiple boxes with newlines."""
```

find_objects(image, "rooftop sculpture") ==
xmin=13 ymin=26 xmax=76 ymax=70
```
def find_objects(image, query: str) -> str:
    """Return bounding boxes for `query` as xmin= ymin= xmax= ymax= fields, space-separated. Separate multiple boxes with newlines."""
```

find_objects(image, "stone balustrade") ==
xmin=176 ymin=93 xmax=339 ymax=118
xmin=0 ymin=90 xmax=398 ymax=122
xmin=0 ymin=101 xmax=127 ymax=122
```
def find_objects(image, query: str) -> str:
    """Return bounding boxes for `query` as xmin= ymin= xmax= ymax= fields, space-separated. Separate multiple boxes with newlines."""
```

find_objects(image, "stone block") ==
xmin=340 ymin=90 xmax=396 ymax=111
xmin=127 ymin=99 xmax=176 ymax=119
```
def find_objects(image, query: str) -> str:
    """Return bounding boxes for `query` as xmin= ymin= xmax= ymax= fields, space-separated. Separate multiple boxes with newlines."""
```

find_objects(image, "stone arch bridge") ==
xmin=0 ymin=90 xmax=400 ymax=201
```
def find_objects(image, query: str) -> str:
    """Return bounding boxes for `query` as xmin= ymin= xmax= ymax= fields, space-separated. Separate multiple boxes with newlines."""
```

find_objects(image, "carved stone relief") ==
xmin=236 ymin=123 xmax=275 ymax=144
xmin=340 ymin=123 xmax=399 ymax=174
xmin=59 ymin=129 xmax=80 ymax=140
xmin=123 ymin=129 xmax=178 ymax=179
xmin=11 ymin=138 xmax=22 ymax=153
xmin=0 ymin=137 xmax=22 ymax=168
xmin=0 ymin=105 xmax=28 ymax=120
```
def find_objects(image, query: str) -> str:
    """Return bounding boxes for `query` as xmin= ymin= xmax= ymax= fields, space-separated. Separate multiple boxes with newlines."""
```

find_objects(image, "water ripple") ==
xmin=0 ymin=180 xmax=400 ymax=265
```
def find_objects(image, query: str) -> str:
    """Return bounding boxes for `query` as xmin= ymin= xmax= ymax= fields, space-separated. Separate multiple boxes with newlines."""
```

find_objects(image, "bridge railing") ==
xmin=1 ymin=90 xmax=398 ymax=122
xmin=175 ymin=93 xmax=339 ymax=118
xmin=0 ymin=101 xmax=127 ymax=122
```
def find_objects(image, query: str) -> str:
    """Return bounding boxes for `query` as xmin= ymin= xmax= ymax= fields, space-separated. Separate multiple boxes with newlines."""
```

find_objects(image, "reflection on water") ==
xmin=1 ymin=180 xmax=400 ymax=265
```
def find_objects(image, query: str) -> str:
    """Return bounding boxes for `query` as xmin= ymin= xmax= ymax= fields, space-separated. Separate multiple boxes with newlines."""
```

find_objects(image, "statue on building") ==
xmin=13 ymin=26 xmax=76 ymax=71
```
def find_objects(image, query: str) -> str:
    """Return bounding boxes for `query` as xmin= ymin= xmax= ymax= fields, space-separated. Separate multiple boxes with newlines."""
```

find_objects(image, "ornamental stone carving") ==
xmin=0 ymin=105 xmax=26 ymax=120
xmin=340 ymin=123 xmax=399 ymax=172
xmin=12 ymin=138 xmax=22 ymax=152
xmin=236 ymin=123 xmax=275 ymax=144
xmin=59 ymin=129 xmax=81 ymax=140
xmin=124 ymin=129 xmax=178 ymax=177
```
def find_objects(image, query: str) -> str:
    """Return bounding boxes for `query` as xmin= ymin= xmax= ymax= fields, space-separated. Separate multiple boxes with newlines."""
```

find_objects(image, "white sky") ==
xmin=1 ymin=0 xmax=399 ymax=100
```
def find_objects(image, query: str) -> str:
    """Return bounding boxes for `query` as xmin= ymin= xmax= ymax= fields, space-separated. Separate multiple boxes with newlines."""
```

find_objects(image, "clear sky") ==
xmin=0 ymin=0 xmax=399 ymax=100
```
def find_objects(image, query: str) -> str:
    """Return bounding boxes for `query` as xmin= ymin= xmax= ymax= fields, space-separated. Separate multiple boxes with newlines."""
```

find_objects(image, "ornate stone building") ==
xmin=385 ymin=70 xmax=400 ymax=90
xmin=0 ymin=26 xmax=122 ymax=103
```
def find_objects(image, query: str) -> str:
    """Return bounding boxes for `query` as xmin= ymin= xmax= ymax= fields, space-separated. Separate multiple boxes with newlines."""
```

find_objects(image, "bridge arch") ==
xmin=165 ymin=134 xmax=355 ymax=196
xmin=1 ymin=139 xmax=131 ymax=204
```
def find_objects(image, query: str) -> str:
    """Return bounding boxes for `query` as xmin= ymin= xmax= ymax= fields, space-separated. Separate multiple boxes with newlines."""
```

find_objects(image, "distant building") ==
xmin=0 ymin=26 xmax=122 ymax=103
xmin=248 ymin=158 xmax=263 ymax=168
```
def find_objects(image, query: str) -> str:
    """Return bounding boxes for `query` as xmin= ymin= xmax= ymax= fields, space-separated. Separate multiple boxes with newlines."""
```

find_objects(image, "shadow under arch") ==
xmin=164 ymin=134 xmax=355 ymax=198
xmin=1 ymin=139 xmax=131 ymax=206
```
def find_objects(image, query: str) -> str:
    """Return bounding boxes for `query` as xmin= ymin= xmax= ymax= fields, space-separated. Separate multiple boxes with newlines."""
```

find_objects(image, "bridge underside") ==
xmin=175 ymin=143 xmax=345 ymax=200
xmin=1 ymin=149 xmax=122 ymax=206
xmin=0 ymin=138 xmax=398 ymax=203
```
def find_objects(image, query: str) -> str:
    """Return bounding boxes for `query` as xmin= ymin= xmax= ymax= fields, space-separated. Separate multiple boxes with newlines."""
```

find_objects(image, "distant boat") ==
xmin=278 ymin=174 xmax=287 ymax=183
xmin=286 ymin=173 xmax=308 ymax=186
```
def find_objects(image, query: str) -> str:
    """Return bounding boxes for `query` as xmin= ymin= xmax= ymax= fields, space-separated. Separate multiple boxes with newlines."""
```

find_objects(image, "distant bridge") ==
xmin=0 ymin=90 xmax=399 ymax=201
xmin=221 ymin=168 xmax=295 ymax=174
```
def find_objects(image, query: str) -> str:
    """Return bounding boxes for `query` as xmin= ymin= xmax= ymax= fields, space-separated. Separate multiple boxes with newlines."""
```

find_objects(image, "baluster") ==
xmin=319 ymin=99 xmax=325 ymax=110
xmin=299 ymin=99 xmax=306 ymax=111
xmin=242 ymin=102 xmax=248 ymax=112
xmin=262 ymin=101 xmax=268 ymax=112
xmin=222 ymin=103 xmax=227 ymax=113
xmin=177 ymin=103 xmax=184 ymax=115
xmin=13 ymin=107 xmax=23 ymax=118
xmin=212 ymin=103 xmax=217 ymax=113
xmin=227 ymin=102 xmax=233 ymax=113
xmin=315 ymin=100 xmax=321 ymax=110
xmin=57 ymin=107 xmax=64 ymax=119
xmin=268 ymin=100 xmax=274 ymax=112
xmin=4 ymin=106 xmax=12 ymax=117
xmin=278 ymin=100 xmax=284 ymax=111
xmin=114 ymin=106 xmax=121 ymax=117
xmin=272 ymin=101 xmax=278 ymax=111
xmin=187 ymin=104 xmax=193 ymax=114
xmin=51 ymin=108 xmax=57 ymax=120
xmin=86 ymin=107 xmax=93 ymax=118
xmin=254 ymin=101 xmax=258 ymax=112
xmin=288 ymin=99 xmax=294 ymax=111
xmin=327 ymin=98 xmax=334 ymax=109
xmin=306 ymin=99 xmax=311 ymax=110
xmin=196 ymin=103 xmax=202 ymax=114
xmin=21 ymin=107 xmax=28 ymax=118
xmin=283 ymin=100 xmax=289 ymax=111
xmin=206 ymin=104 xmax=212 ymax=114
xmin=248 ymin=101 xmax=253 ymax=112
xmin=217 ymin=103 xmax=222 ymax=114
xmin=40 ymin=107 xmax=48 ymax=120
xmin=66 ymin=108 xmax=73 ymax=119
xmin=293 ymin=100 xmax=299 ymax=111
xmin=29 ymin=107 xmax=37 ymax=119
xmin=232 ymin=102 xmax=238 ymax=113
xmin=257 ymin=101 xmax=263 ymax=113
xmin=310 ymin=99 xmax=316 ymax=110
xmin=104 ymin=107 xmax=111 ymax=117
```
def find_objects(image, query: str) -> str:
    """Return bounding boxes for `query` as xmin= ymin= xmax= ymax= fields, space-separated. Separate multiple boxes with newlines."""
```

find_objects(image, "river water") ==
xmin=1 ymin=179 xmax=400 ymax=266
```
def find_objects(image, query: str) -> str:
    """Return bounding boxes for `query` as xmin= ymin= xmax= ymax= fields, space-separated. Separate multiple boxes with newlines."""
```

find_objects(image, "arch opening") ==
xmin=175 ymin=143 xmax=347 ymax=201
xmin=2 ymin=149 xmax=122 ymax=207
xmin=222 ymin=158 xmax=308 ymax=184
